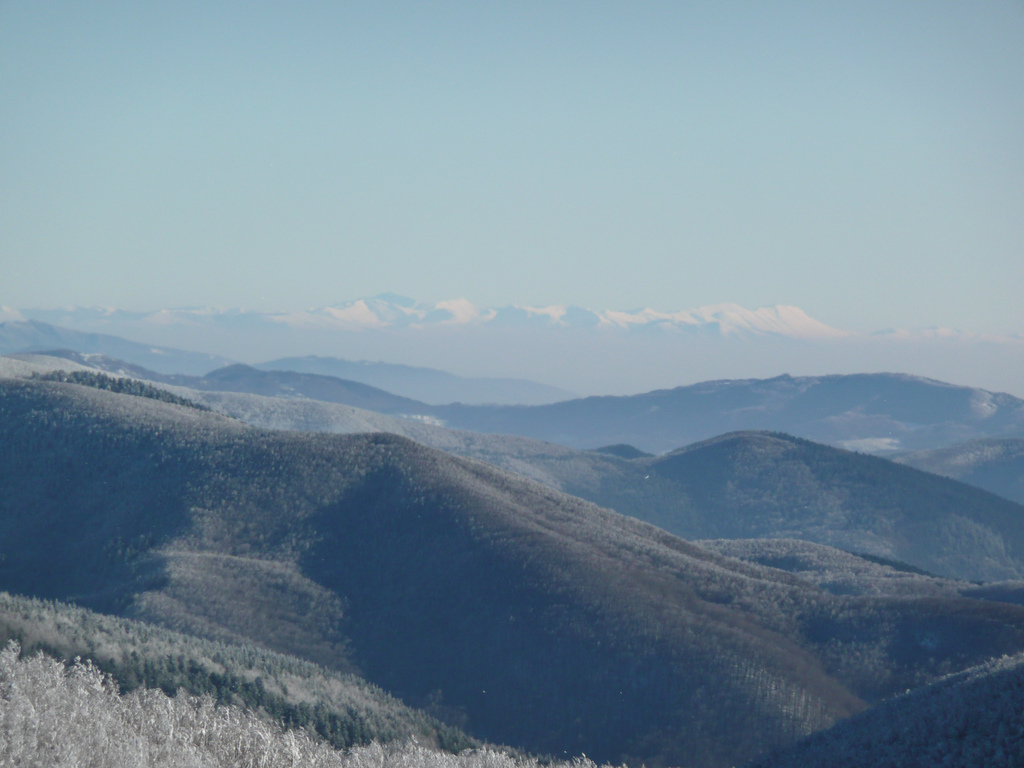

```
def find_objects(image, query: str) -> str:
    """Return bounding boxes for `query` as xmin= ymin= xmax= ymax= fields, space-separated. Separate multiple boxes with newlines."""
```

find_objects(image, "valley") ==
xmin=3 ymin=354 xmax=1024 ymax=766
xmin=6 ymin=5 xmax=1020 ymax=763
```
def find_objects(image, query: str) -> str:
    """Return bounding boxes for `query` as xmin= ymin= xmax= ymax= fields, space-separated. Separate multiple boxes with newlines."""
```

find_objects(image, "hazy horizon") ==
xmin=4 ymin=295 xmax=1023 ymax=399
xmin=3 ymin=1 xmax=1022 ymax=340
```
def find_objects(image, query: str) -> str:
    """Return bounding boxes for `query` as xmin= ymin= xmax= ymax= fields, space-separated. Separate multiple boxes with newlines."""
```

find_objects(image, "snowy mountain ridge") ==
xmin=297 ymin=296 xmax=849 ymax=338
xmin=22 ymin=296 xmax=848 ymax=339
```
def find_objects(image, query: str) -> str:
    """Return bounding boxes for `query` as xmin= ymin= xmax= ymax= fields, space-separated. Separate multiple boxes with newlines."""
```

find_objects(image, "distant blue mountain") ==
xmin=0 ymin=320 xmax=233 ymax=376
xmin=432 ymin=373 xmax=1024 ymax=454
xmin=256 ymin=356 xmax=575 ymax=405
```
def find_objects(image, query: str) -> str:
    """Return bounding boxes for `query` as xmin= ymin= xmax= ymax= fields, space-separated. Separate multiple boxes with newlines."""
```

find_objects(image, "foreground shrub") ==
xmin=0 ymin=641 xmax=606 ymax=768
xmin=0 ymin=641 xmax=346 ymax=767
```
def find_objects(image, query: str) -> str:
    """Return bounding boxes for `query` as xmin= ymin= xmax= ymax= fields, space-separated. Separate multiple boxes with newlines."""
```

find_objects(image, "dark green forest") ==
xmin=32 ymin=369 xmax=211 ymax=411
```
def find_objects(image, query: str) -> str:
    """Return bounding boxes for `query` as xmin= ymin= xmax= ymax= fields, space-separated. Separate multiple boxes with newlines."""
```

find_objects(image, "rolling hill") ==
xmin=197 ymin=364 xmax=431 ymax=414
xmin=0 ymin=591 xmax=473 ymax=753
xmin=432 ymin=373 xmax=1024 ymax=454
xmin=177 ymin=384 xmax=1024 ymax=585
xmin=11 ymin=356 xmax=1023 ymax=584
xmin=10 ymin=356 xmax=1024 ymax=583
xmin=11 ymin=351 xmax=1024 ymax=456
xmin=16 ymin=354 xmax=434 ymax=416
xmin=697 ymin=538 xmax=964 ymax=599
xmin=0 ymin=320 xmax=232 ymax=375
xmin=5 ymin=377 xmax=1024 ymax=766
xmin=896 ymin=437 xmax=1024 ymax=505
xmin=256 ymin=355 xmax=575 ymax=405
xmin=625 ymin=431 xmax=1024 ymax=582
xmin=745 ymin=650 xmax=1024 ymax=768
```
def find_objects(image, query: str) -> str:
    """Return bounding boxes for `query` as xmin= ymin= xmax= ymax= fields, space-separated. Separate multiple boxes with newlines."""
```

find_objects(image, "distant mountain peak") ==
xmin=5 ymin=298 xmax=853 ymax=339
xmin=259 ymin=296 xmax=849 ymax=339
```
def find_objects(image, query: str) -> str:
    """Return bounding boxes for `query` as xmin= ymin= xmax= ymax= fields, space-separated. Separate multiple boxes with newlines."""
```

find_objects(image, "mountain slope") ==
xmin=17 ymin=353 xmax=440 ymax=416
xmin=896 ymin=437 xmax=1024 ymax=505
xmin=433 ymin=373 xmax=1024 ymax=454
xmin=15 ymin=351 xmax=1024 ymax=457
xmin=7 ymin=380 xmax=1024 ymax=766
xmin=0 ymin=378 xmax=845 ymax=766
xmin=697 ymin=539 xmax=964 ymax=599
xmin=256 ymin=355 xmax=575 ymax=405
xmin=10 ymin=359 xmax=1020 ymax=584
xmin=0 ymin=591 xmax=472 ymax=752
xmin=173 ymin=383 xmax=1024 ymax=584
xmin=195 ymin=364 xmax=432 ymax=414
xmin=0 ymin=320 xmax=232 ymax=375
xmin=628 ymin=431 xmax=1024 ymax=582
xmin=746 ymin=651 xmax=1024 ymax=768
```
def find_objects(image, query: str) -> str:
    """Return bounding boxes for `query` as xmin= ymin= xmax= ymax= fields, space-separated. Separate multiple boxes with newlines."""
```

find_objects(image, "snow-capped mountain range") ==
xmin=10 ymin=295 xmax=849 ymax=339
xmin=280 ymin=295 xmax=851 ymax=338
xmin=4 ymin=296 xmax=1023 ymax=398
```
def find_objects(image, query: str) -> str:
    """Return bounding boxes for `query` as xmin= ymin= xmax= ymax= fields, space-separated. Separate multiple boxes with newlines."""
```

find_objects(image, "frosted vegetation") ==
xmin=0 ymin=641 xmax=597 ymax=768
xmin=4 ymin=365 xmax=1024 ymax=766
xmin=31 ymin=369 xmax=211 ymax=411
xmin=163 ymin=382 xmax=1024 ymax=583
xmin=0 ymin=640 xmax=344 ymax=767
xmin=14 ymin=357 xmax=1024 ymax=583
xmin=749 ymin=650 xmax=1024 ymax=768
xmin=0 ymin=591 xmax=471 ymax=753
xmin=897 ymin=437 xmax=1024 ymax=506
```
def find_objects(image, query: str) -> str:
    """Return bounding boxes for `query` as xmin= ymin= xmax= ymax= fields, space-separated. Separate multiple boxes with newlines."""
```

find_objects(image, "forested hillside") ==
xmin=32 ymin=368 xmax=211 ymax=411
xmin=0 ymin=592 xmax=472 ymax=752
xmin=5 ymin=377 xmax=1024 ymax=767
xmin=255 ymin=355 xmax=574 ymax=405
xmin=431 ymin=373 xmax=1024 ymax=453
xmin=897 ymin=437 xmax=1024 ymax=505
xmin=0 ymin=641 xmax=578 ymax=768
xmin=10 ymin=359 xmax=1023 ymax=583
xmin=128 ymin=371 xmax=1024 ymax=583
xmin=746 ymin=651 xmax=1024 ymax=768
xmin=626 ymin=431 xmax=1024 ymax=582
xmin=74 ymin=370 xmax=1024 ymax=584
xmin=698 ymin=539 xmax=966 ymax=599
xmin=16 ymin=355 xmax=1024 ymax=457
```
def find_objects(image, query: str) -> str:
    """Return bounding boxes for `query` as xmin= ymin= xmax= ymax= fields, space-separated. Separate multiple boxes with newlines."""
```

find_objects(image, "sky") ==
xmin=2 ymin=1 xmax=1023 ymax=335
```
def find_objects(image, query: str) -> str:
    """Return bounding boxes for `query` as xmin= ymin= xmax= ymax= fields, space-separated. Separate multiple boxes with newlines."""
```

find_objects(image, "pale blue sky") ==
xmin=2 ymin=1 xmax=1022 ymax=333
